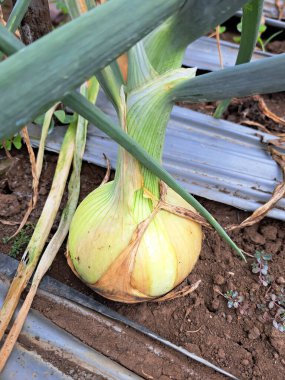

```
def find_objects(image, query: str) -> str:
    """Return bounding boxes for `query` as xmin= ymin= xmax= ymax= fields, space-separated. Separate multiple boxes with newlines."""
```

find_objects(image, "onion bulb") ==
xmin=67 ymin=165 xmax=202 ymax=302
xmin=67 ymin=45 xmax=202 ymax=302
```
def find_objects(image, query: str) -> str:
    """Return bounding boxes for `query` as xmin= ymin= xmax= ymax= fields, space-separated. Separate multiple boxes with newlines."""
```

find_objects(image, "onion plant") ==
xmin=0 ymin=0 xmax=285 ymax=371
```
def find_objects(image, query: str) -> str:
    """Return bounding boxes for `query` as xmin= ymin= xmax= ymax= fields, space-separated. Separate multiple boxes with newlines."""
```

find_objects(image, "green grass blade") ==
xmin=214 ymin=0 xmax=264 ymax=118
xmin=263 ymin=30 xmax=283 ymax=48
xmin=6 ymin=0 xmax=31 ymax=32
xmin=0 ymin=0 xmax=184 ymax=140
xmin=63 ymin=91 xmax=246 ymax=261
xmin=171 ymin=53 xmax=285 ymax=103
xmin=145 ymin=0 xmax=249 ymax=74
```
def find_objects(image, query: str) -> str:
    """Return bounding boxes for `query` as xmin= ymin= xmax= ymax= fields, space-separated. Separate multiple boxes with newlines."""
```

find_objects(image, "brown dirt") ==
xmin=31 ymin=289 xmax=218 ymax=380
xmin=19 ymin=333 xmax=107 ymax=380
xmin=19 ymin=0 xmax=52 ymax=44
xmin=178 ymin=92 xmax=285 ymax=135
xmin=1 ymin=99 xmax=285 ymax=378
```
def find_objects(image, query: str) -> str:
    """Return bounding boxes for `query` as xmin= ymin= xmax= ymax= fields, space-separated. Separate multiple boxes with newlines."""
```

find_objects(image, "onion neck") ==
xmin=111 ymin=43 xmax=196 ymax=220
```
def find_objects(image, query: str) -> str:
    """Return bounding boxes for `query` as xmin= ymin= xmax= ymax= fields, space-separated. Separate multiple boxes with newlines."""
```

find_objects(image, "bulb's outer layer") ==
xmin=67 ymin=182 xmax=202 ymax=303
xmin=68 ymin=181 xmax=137 ymax=285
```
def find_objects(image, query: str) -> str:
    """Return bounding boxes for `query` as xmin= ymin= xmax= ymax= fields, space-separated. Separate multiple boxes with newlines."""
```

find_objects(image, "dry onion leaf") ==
xmin=228 ymin=145 xmax=285 ymax=230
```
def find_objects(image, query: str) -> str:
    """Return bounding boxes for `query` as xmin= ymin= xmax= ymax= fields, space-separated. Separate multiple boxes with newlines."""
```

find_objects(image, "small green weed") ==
xmin=34 ymin=109 xmax=76 ymax=133
xmin=224 ymin=290 xmax=244 ymax=309
xmin=215 ymin=288 xmax=244 ymax=309
xmin=217 ymin=25 xmax=227 ymax=35
xmin=269 ymin=289 xmax=285 ymax=332
xmin=2 ymin=225 xmax=34 ymax=258
xmin=251 ymin=250 xmax=273 ymax=286
xmin=233 ymin=20 xmax=283 ymax=51
xmin=0 ymin=133 xmax=22 ymax=151
xmin=217 ymin=250 xmax=284 ymax=333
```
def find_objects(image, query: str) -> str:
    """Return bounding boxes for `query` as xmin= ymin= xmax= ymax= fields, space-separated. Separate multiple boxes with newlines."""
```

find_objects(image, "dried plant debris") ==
xmin=254 ymin=95 xmax=285 ymax=126
xmin=241 ymin=119 xmax=285 ymax=136
xmin=228 ymin=145 xmax=285 ymax=230
xmin=275 ymin=0 xmax=285 ymax=20
xmin=154 ymin=280 xmax=201 ymax=302
xmin=10 ymin=128 xmax=39 ymax=239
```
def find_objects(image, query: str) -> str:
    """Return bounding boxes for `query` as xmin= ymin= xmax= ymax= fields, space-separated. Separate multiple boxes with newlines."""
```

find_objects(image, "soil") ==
xmin=178 ymin=92 xmax=285 ymax=136
xmin=30 ymin=288 xmax=220 ymax=380
xmin=1 ymin=96 xmax=285 ymax=379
